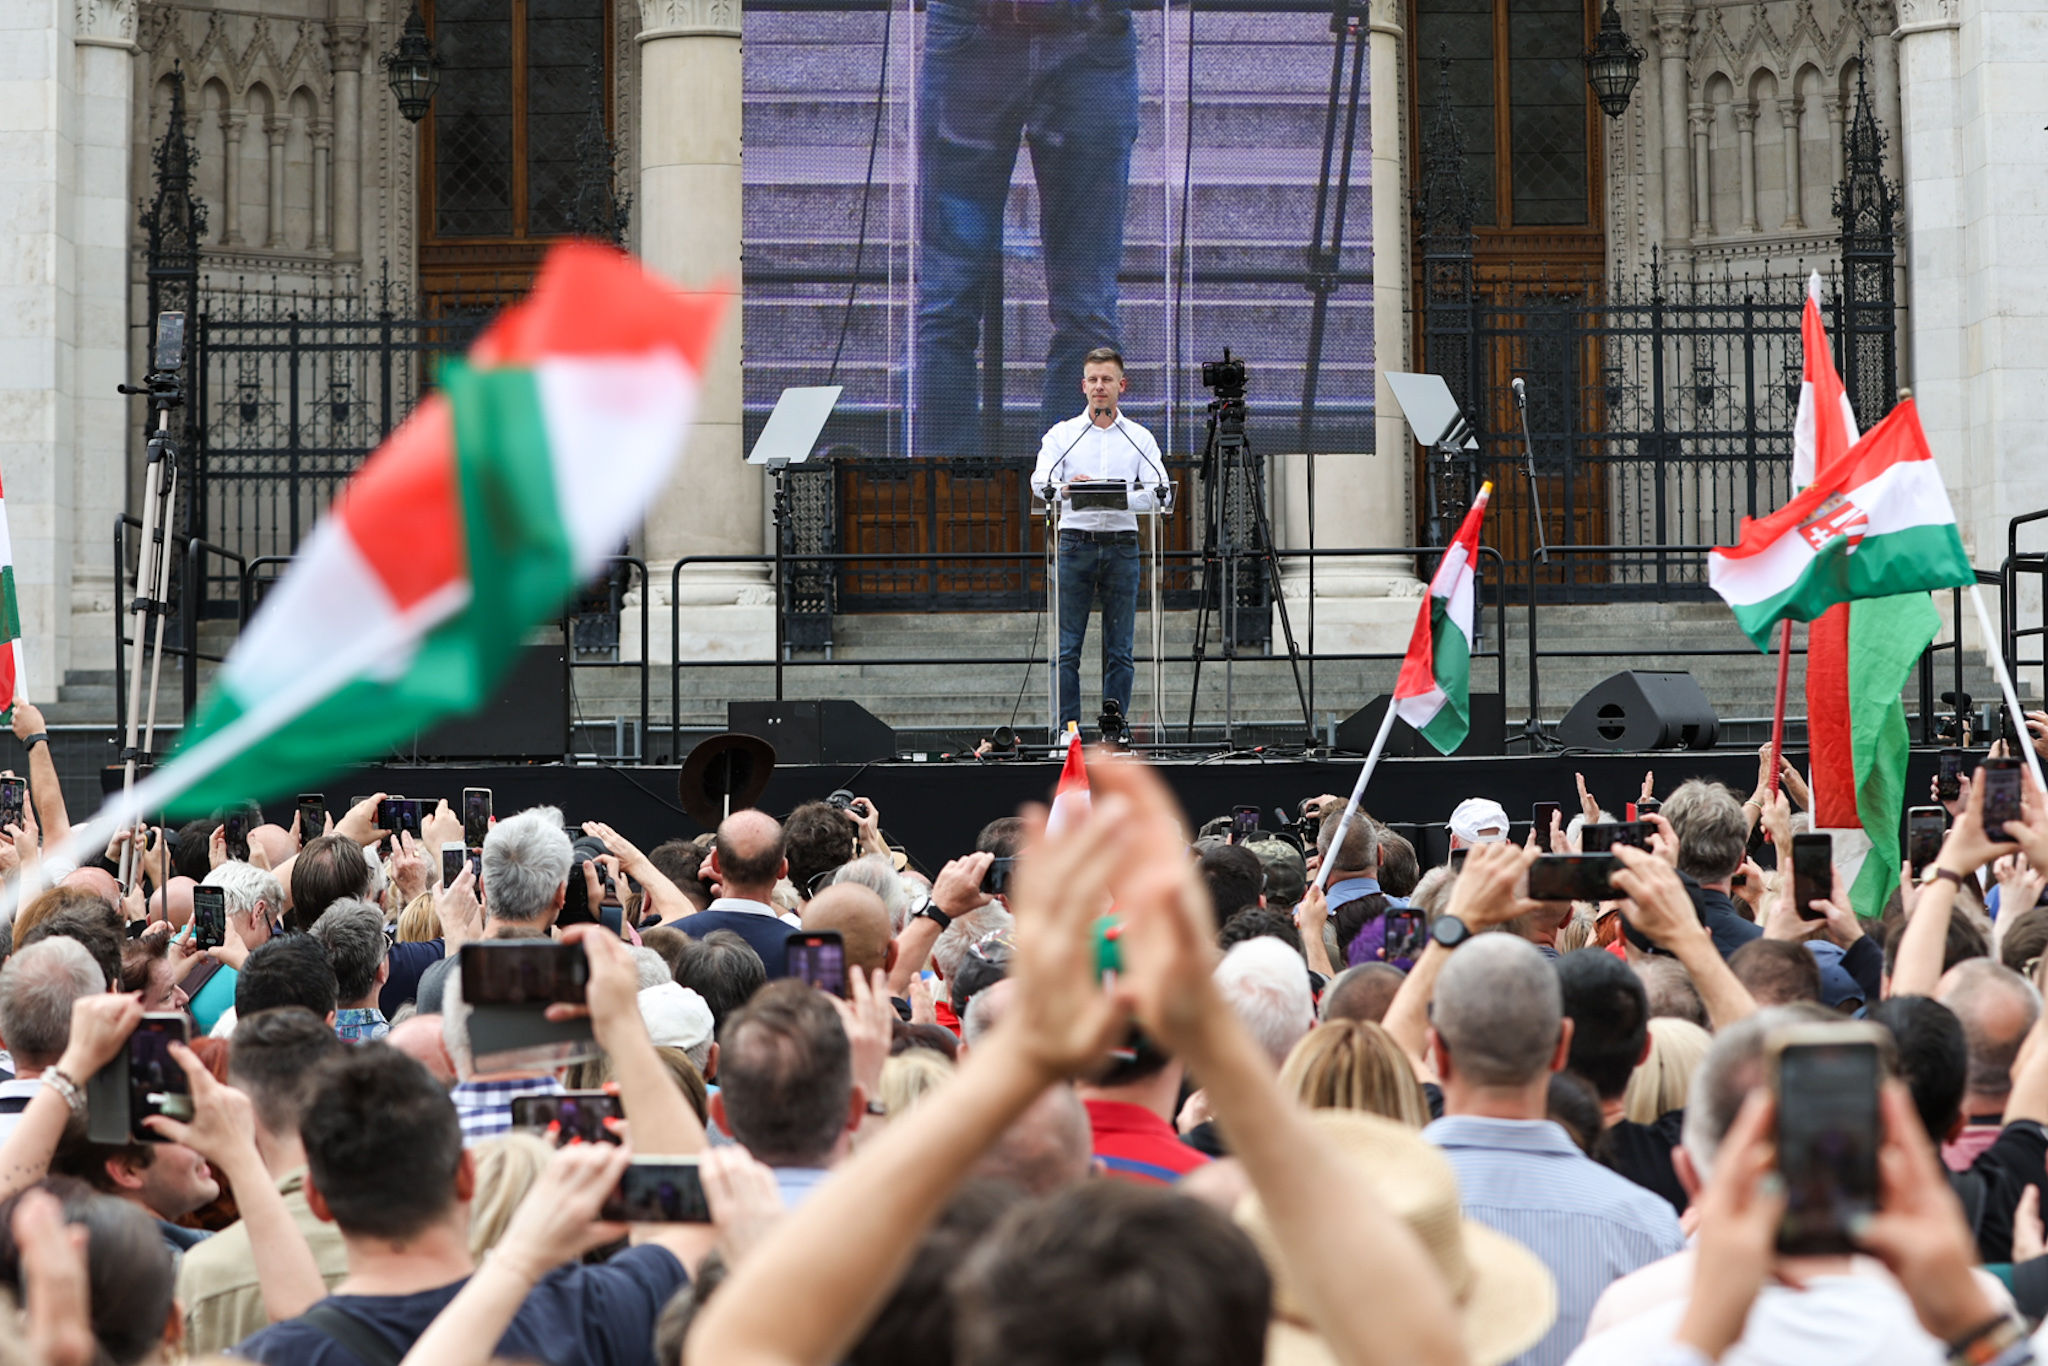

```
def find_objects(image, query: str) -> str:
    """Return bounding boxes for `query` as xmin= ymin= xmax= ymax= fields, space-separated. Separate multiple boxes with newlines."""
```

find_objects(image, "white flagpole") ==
xmin=1312 ymin=702 xmax=1400 ymax=895
xmin=1968 ymin=583 xmax=2047 ymax=793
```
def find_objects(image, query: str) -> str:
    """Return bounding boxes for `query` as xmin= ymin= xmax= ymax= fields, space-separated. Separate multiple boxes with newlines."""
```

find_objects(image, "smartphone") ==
xmin=511 ymin=1090 xmax=623 ymax=1145
xmin=1582 ymin=821 xmax=1650 ymax=853
xmin=376 ymin=797 xmax=403 ymax=833
xmin=222 ymin=807 xmax=251 ymax=862
xmin=442 ymin=842 xmax=467 ymax=887
xmin=1528 ymin=853 xmax=1619 ymax=901
xmin=1937 ymin=748 xmax=1967 ymax=801
xmin=152 ymin=311 xmax=186 ymax=372
xmin=1905 ymin=806 xmax=1946 ymax=875
xmin=0 ymin=776 xmax=26 ymax=832
xmin=1531 ymin=802 xmax=1562 ymax=853
xmin=1637 ymin=797 xmax=1662 ymax=817
xmin=1771 ymin=1023 xmax=1887 ymax=1256
xmin=191 ymin=885 xmax=227 ymax=950
xmin=397 ymin=799 xmax=423 ymax=839
xmin=1982 ymin=756 xmax=2025 ymax=835
xmin=459 ymin=942 xmax=589 ymax=1006
xmin=296 ymin=794 xmax=326 ymax=838
xmin=1231 ymin=806 xmax=1261 ymax=842
xmin=981 ymin=856 xmax=1015 ymax=897
xmin=463 ymin=787 xmax=492 ymax=848
xmin=786 ymin=931 xmax=847 ymax=998
xmin=1448 ymin=847 xmax=1468 ymax=871
xmin=129 ymin=1013 xmax=193 ymax=1141
xmin=1791 ymin=832 xmax=1833 ymax=921
xmin=1383 ymin=908 xmax=1427 ymax=962
xmin=601 ymin=1159 xmax=711 ymax=1223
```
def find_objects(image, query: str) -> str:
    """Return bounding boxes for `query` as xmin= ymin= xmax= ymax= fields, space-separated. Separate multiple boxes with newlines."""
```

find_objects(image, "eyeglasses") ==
xmin=967 ymin=927 xmax=1015 ymax=964
xmin=806 ymin=866 xmax=841 ymax=897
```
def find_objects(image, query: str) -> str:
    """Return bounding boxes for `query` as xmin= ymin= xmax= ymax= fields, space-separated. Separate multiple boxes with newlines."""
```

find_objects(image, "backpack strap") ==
xmin=294 ymin=1302 xmax=408 ymax=1366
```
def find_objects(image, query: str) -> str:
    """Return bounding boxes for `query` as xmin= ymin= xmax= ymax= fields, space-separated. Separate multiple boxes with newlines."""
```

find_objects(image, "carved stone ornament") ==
xmin=637 ymin=0 xmax=741 ymax=41
xmin=76 ymin=0 xmax=137 ymax=49
xmin=1894 ymin=0 xmax=1956 ymax=34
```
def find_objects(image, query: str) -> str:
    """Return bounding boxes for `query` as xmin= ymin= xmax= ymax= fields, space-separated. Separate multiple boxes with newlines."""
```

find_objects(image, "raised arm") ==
xmin=886 ymin=851 xmax=992 ymax=998
xmin=1381 ymin=841 xmax=1540 ymax=1075
xmin=0 ymin=993 xmax=141 ymax=1201
xmin=12 ymin=704 xmax=68 ymax=846
xmin=555 ymin=924 xmax=705 ymax=1157
xmin=584 ymin=821 xmax=693 ymax=925
xmin=1893 ymin=770 xmax=2013 ymax=999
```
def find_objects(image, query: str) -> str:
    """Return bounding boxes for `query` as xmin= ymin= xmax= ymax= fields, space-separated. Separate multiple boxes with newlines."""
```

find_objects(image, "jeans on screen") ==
xmin=914 ymin=1 xmax=1139 ymax=457
xmin=1056 ymin=533 xmax=1139 ymax=729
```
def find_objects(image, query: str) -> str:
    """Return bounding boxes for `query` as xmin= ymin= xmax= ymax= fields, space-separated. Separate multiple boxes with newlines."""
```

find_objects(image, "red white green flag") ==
xmin=0 ymin=469 xmax=22 ymax=722
xmin=135 ymin=244 xmax=723 ymax=816
xmin=1045 ymin=730 xmax=1092 ymax=837
xmin=1393 ymin=482 xmax=1491 ymax=755
xmin=1793 ymin=272 xmax=1859 ymax=490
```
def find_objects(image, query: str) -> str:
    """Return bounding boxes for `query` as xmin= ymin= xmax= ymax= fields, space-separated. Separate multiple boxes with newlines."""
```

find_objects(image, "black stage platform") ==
xmin=258 ymin=748 xmax=1950 ymax=875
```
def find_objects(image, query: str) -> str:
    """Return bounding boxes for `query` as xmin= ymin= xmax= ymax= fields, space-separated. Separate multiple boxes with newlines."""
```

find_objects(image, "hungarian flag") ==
xmin=140 ymin=244 xmax=723 ymax=816
xmin=1393 ymin=482 xmax=1491 ymax=754
xmin=1045 ymin=730 xmax=1092 ymax=837
xmin=0 ymin=468 xmax=22 ymax=722
xmin=1792 ymin=272 xmax=1858 ymax=490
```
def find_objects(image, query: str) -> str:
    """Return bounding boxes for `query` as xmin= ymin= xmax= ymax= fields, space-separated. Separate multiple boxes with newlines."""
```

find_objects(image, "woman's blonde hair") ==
xmin=1278 ymin=1020 xmax=1431 ymax=1127
xmin=394 ymin=891 xmax=439 ymax=943
xmin=878 ymin=1047 xmax=954 ymax=1118
xmin=467 ymin=1132 xmax=554 ymax=1260
xmin=1623 ymin=1016 xmax=1713 ymax=1125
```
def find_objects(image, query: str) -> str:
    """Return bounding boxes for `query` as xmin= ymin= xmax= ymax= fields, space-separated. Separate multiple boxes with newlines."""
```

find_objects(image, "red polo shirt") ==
xmin=1084 ymin=1099 xmax=1210 ymax=1186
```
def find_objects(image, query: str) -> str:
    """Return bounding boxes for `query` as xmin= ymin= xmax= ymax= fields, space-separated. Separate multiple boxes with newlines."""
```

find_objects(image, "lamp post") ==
xmin=382 ymin=4 xmax=441 ymax=124
xmin=1583 ymin=0 xmax=1645 ymax=120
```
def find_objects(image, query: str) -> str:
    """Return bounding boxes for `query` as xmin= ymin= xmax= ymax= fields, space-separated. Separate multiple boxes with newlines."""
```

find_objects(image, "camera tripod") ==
xmin=1185 ymin=357 xmax=1312 ymax=748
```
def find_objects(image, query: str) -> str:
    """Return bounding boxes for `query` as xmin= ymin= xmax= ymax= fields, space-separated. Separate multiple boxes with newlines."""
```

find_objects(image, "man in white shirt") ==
xmin=1030 ymin=346 xmax=1165 ymax=737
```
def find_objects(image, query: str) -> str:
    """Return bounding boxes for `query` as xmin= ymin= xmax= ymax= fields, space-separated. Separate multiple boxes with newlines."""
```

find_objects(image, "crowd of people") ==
xmin=4 ymin=688 xmax=2048 ymax=1365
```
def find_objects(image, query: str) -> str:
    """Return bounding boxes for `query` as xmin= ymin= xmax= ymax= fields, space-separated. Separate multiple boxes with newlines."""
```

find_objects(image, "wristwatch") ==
xmin=1430 ymin=915 xmax=1473 ymax=950
xmin=912 ymin=901 xmax=954 ymax=932
xmin=20 ymin=732 xmax=47 ymax=751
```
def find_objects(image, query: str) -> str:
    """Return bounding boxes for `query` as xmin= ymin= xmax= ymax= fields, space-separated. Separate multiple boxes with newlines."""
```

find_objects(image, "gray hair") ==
xmin=1317 ymin=808 xmax=1378 ymax=875
xmin=932 ymin=903 xmax=1013 ymax=983
xmin=1432 ymin=935 xmax=1563 ymax=1087
xmin=630 ymin=946 xmax=673 ymax=991
xmin=481 ymin=807 xmax=573 ymax=924
xmin=442 ymin=960 xmax=474 ymax=1079
xmin=206 ymin=861 xmax=285 ymax=922
xmin=832 ymin=854 xmax=914 ymax=933
xmin=1940 ymin=959 xmax=2043 ymax=1099
xmin=308 ymin=898 xmax=391 ymax=1005
xmin=0 ymin=938 xmax=106 ymax=1067
xmin=1680 ymin=1003 xmax=1837 ymax=1178
xmin=962 ymin=978 xmax=1012 ymax=1046
xmin=1662 ymin=780 xmax=1749 ymax=883
xmin=1213 ymin=936 xmax=1314 ymax=1066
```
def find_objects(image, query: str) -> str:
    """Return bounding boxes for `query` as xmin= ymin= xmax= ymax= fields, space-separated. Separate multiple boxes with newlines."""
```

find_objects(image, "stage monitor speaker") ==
xmin=1334 ymin=693 xmax=1505 ymax=758
xmin=1554 ymin=671 xmax=1720 ymax=752
xmin=728 ymin=700 xmax=898 ymax=766
xmin=410 ymin=643 xmax=568 ymax=759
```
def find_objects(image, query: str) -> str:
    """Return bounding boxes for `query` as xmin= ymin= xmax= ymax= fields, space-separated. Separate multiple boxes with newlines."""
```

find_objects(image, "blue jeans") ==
xmin=1056 ymin=533 xmax=1139 ymax=729
xmin=914 ymin=1 xmax=1140 ymax=457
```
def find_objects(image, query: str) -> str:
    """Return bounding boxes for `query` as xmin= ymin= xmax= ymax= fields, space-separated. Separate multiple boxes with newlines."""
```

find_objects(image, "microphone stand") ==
xmin=1513 ymin=378 xmax=1553 ymax=752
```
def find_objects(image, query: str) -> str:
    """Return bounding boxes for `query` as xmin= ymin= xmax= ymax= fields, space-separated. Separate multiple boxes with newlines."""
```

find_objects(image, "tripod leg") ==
xmin=1249 ymin=470 xmax=1315 ymax=740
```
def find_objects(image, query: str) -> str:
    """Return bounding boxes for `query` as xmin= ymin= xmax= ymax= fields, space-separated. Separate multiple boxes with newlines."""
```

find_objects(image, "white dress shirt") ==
xmin=1031 ymin=410 xmax=1166 ymax=533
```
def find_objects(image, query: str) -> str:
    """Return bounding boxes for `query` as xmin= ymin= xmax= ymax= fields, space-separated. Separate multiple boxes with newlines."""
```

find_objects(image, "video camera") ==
xmin=1200 ymin=350 xmax=1246 ymax=399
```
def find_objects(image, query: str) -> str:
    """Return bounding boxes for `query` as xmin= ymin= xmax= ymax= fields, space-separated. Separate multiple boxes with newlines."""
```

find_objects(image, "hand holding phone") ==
xmin=191 ymin=885 xmax=227 ymax=949
xmin=1772 ymin=1023 xmax=1886 ymax=1255
xmin=463 ymin=787 xmax=493 ymax=848
xmin=1531 ymin=802 xmax=1562 ymax=853
xmin=1905 ymin=807 xmax=1946 ymax=875
xmin=1980 ymin=757 xmax=2024 ymax=836
xmin=128 ymin=1014 xmax=194 ymax=1141
xmin=601 ymin=1158 xmax=711 ymax=1222
xmin=442 ymin=842 xmax=467 ymax=888
xmin=1937 ymin=749 xmax=1966 ymax=802
xmin=1790 ymin=832 xmax=1833 ymax=921
xmin=0 ymin=776 xmax=27 ymax=832
xmin=1528 ymin=853 xmax=1618 ymax=901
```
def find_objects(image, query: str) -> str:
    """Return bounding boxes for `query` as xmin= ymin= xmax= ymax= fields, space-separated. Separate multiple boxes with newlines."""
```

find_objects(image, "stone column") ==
xmin=1689 ymin=102 xmax=1711 ymax=236
xmin=1734 ymin=103 xmax=1759 ymax=232
xmin=635 ymin=0 xmax=768 ymax=664
xmin=1653 ymin=6 xmax=1692 ymax=255
xmin=264 ymin=114 xmax=288 ymax=248
xmin=220 ymin=110 xmax=245 ymax=245
xmin=311 ymin=117 xmax=332 ymax=251
xmin=1778 ymin=99 xmax=1803 ymax=230
xmin=1825 ymin=95 xmax=1846 ymax=189
xmin=329 ymin=24 xmax=365 ymax=259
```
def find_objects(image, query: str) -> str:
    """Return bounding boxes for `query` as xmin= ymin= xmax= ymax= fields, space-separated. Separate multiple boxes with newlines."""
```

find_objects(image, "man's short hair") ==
xmin=0 ymin=1177 xmax=176 ymax=1366
xmin=675 ymin=929 xmax=767 ymax=1029
xmin=1939 ymin=960 xmax=2042 ymax=1099
xmin=1199 ymin=844 xmax=1265 ymax=922
xmin=1557 ymin=948 xmax=1650 ymax=1100
xmin=713 ymin=812 xmax=786 ymax=890
xmin=307 ymin=898 xmax=390 ymax=1004
xmin=647 ymin=838 xmax=713 ymax=910
xmin=1867 ymin=995 xmax=1969 ymax=1144
xmin=1728 ymin=939 xmax=1822 ymax=1006
xmin=207 ymin=861 xmax=285 ymax=923
xmin=0 ymin=938 xmax=106 ymax=1068
xmin=1081 ymin=346 xmax=1125 ymax=372
xmin=228 ymin=1006 xmax=343 ymax=1136
xmin=1317 ymin=809 xmax=1378 ymax=874
xmin=976 ymin=817 xmax=1027 ymax=860
xmin=784 ymin=803 xmax=856 ymax=899
xmin=1681 ymin=1003 xmax=1838 ymax=1177
xmin=1217 ymin=907 xmax=1304 ymax=959
xmin=1634 ymin=957 xmax=1709 ymax=1029
xmin=847 ymin=1182 xmax=1023 ymax=1366
xmin=716 ymin=980 xmax=852 ymax=1166
xmin=1320 ymin=962 xmax=1405 ymax=1023
xmin=289 ymin=836 xmax=373 ymax=931
xmin=301 ymin=1044 xmax=464 ymax=1240
xmin=954 ymin=1182 xmax=1271 ymax=1366
xmin=18 ymin=904 xmax=122 ymax=991
xmin=481 ymin=807 xmax=574 ymax=923
xmin=235 ymin=934 xmax=338 ymax=1020
xmin=1661 ymin=780 xmax=1748 ymax=883
xmin=1432 ymin=934 xmax=1562 ymax=1087
xmin=1374 ymin=825 xmax=1421 ymax=898
xmin=2000 ymin=904 xmax=2048 ymax=979
xmin=174 ymin=818 xmax=216 ymax=882
xmin=1213 ymin=937 xmax=1313 ymax=1065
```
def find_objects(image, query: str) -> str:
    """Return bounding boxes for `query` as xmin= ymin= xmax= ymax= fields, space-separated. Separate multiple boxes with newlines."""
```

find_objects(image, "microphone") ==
xmin=1110 ymin=416 xmax=1170 ymax=502
xmin=1042 ymin=418 xmax=1094 ymax=499
xmin=1512 ymin=377 xmax=1527 ymax=410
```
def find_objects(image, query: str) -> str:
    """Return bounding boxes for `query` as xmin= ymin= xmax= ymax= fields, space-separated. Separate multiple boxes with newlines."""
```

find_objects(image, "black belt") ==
xmin=1060 ymin=529 xmax=1138 ymax=544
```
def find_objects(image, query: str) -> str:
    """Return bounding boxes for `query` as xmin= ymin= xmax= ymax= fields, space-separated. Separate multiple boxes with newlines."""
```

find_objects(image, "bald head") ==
xmin=250 ymin=824 xmax=298 ymax=870
xmin=386 ymin=1012 xmax=457 ymax=1087
xmin=971 ymin=1083 xmax=1093 ymax=1194
xmin=157 ymin=876 xmax=196 ymax=930
xmin=713 ymin=809 xmax=786 ymax=901
xmin=801 ymin=884 xmax=895 ymax=978
xmin=58 ymin=866 xmax=120 ymax=911
xmin=1433 ymin=934 xmax=1564 ymax=1087
xmin=1320 ymin=962 xmax=1405 ymax=1023
xmin=1939 ymin=959 xmax=2043 ymax=1102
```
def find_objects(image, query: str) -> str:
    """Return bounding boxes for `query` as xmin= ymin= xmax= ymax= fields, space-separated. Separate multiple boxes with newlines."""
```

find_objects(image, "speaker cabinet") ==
xmin=1334 ymin=693 xmax=1506 ymax=757
xmin=1554 ymin=671 xmax=1720 ymax=751
xmin=728 ymin=700 xmax=898 ymax=766
xmin=409 ymin=643 xmax=569 ymax=760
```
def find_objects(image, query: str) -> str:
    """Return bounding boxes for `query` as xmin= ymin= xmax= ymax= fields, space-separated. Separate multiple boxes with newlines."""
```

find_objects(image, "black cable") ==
xmin=827 ymin=3 xmax=894 ymax=387
xmin=1009 ymin=600 xmax=1044 ymax=733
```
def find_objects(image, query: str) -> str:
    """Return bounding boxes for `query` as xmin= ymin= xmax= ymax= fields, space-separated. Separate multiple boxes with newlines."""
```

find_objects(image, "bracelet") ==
xmin=21 ymin=732 xmax=47 ymax=750
xmin=1947 ymin=1312 xmax=2026 ymax=1366
xmin=40 ymin=1067 xmax=85 ymax=1116
xmin=1930 ymin=867 xmax=1972 ymax=891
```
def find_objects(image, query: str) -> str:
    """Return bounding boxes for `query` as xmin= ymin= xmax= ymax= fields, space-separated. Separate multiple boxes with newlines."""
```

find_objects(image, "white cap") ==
xmin=638 ymin=981 xmax=716 ymax=1054
xmin=1449 ymin=798 xmax=1511 ymax=845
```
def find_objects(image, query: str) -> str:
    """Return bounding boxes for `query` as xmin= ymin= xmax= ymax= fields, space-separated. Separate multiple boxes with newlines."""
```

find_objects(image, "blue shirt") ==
xmin=451 ymin=1076 xmax=563 ymax=1148
xmin=1425 ymin=1114 xmax=1686 ymax=1366
xmin=670 ymin=905 xmax=796 ymax=980
xmin=333 ymin=1008 xmax=389 ymax=1043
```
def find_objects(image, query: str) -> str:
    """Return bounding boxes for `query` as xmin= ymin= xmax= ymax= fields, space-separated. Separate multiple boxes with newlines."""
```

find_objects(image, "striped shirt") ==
xmin=451 ymin=1076 xmax=563 ymax=1147
xmin=1425 ymin=1115 xmax=1687 ymax=1366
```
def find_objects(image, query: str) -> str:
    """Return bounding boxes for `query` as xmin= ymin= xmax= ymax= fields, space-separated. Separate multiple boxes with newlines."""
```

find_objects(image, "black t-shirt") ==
xmin=234 ymin=1244 xmax=685 ymax=1366
xmin=1600 ymin=1109 xmax=1689 ymax=1215
xmin=1954 ymin=1120 xmax=2048 ymax=1265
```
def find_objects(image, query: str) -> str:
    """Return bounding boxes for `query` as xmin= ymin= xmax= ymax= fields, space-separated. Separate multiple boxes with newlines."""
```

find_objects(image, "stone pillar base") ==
xmin=625 ymin=561 xmax=776 ymax=667
xmin=1278 ymin=563 xmax=1428 ymax=657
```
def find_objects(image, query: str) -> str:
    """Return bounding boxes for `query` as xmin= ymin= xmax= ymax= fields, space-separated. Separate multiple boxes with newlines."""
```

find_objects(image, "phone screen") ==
xmin=464 ymin=788 xmax=492 ymax=848
xmin=191 ymin=886 xmax=227 ymax=950
xmin=1581 ymin=821 xmax=1649 ymax=853
xmin=511 ymin=1090 xmax=622 ymax=1145
xmin=1906 ymin=807 xmax=1946 ymax=874
xmin=1528 ymin=853 xmax=1618 ymax=901
xmin=376 ymin=797 xmax=400 ymax=833
xmin=223 ymin=809 xmax=251 ymax=862
xmin=442 ymin=844 xmax=466 ymax=887
xmin=1937 ymin=749 xmax=1966 ymax=801
xmin=297 ymin=794 xmax=326 ymax=837
xmin=601 ymin=1160 xmax=711 ymax=1222
xmin=397 ymin=799 xmax=424 ymax=839
xmin=129 ymin=1014 xmax=192 ymax=1141
xmin=1383 ymin=908 xmax=1426 ymax=962
xmin=786 ymin=933 xmax=847 ymax=998
xmin=1531 ymin=802 xmax=1562 ymax=853
xmin=981 ymin=857 xmax=1015 ymax=897
xmin=0 ymin=777 xmax=26 ymax=831
xmin=1636 ymin=797 xmax=1662 ymax=817
xmin=1791 ymin=833 xmax=1833 ymax=921
xmin=1231 ymin=806 xmax=1261 ymax=842
xmin=459 ymin=942 xmax=589 ymax=1005
xmin=1982 ymin=757 xmax=2024 ymax=833
xmin=1775 ymin=1038 xmax=1881 ymax=1255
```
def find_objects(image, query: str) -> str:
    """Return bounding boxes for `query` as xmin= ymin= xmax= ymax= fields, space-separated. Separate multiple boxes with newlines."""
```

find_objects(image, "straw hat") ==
xmin=1235 ymin=1111 xmax=1556 ymax=1366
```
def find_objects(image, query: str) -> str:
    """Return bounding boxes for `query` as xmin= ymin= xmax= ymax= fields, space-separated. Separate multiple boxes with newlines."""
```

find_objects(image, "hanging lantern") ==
xmin=1583 ymin=0 xmax=1645 ymax=121
xmin=382 ymin=4 xmax=441 ymax=124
